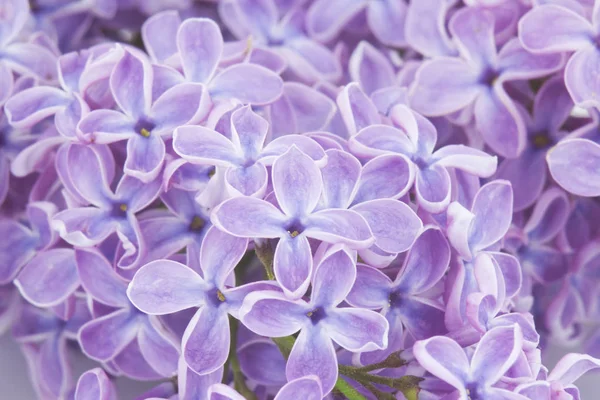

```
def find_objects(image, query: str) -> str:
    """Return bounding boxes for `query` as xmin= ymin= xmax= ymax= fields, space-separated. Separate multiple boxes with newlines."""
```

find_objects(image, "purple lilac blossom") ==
xmin=1 ymin=1 xmax=600 ymax=399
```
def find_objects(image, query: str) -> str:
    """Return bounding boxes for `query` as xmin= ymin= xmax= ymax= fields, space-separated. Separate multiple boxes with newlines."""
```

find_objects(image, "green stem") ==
xmin=363 ymin=382 xmax=396 ymax=400
xmin=255 ymin=241 xmax=275 ymax=280
xmin=228 ymin=316 xmax=258 ymax=400
xmin=334 ymin=376 xmax=368 ymax=400
xmin=355 ymin=352 xmax=407 ymax=372
xmin=272 ymin=335 xmax=295 ymax=359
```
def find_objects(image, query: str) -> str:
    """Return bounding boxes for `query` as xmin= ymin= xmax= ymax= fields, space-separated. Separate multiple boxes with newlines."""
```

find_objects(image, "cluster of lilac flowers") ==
xmin=3 ymin=0 xmax=600 ymax=399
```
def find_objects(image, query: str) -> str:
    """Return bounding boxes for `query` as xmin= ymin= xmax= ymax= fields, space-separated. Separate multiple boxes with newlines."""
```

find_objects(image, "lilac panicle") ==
xmin=1 ymin=1 xmax=600 ymax=399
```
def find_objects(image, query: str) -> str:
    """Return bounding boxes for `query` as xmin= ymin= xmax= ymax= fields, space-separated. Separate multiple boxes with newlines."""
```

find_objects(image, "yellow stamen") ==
xmin=289 ymin=230 xmax=300 ymax=238
xmin=189 ymin=216 xmax=205 ymax=231
xmin=217 ymin=290 xmax=226 ymax=302
xmin=532 ymin=134 xmax=550 ymax=149
xmin=306 ymin=311 xmax=313 ymax=317
xmin=119 ymin=204 xmax=128 ymax=212
xmin=140 ymin=128 xmax=151 ymax=138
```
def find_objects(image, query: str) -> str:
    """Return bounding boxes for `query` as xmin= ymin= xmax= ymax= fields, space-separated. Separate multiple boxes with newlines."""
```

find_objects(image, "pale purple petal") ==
xmin=65 ymin=144 xmax=113 ymax=207
xmin=201 ymin=226 xmax=248 ymax=286
xmin=178 ymin=18 xmax=223 ymax=83
xmin=326 ymin=307 xmax=388 ymax=352
xmin=75 ymin=368 xmax=117 ymax=400
xmin=306 ymin=0 xmax=367 ymax=42
xmin=5 ymin=86 xmax=71 ymax=128
xmin=77 ymin=109 xmax=136 ymax=144
xmin=320 ymin=149 xmax=361 ymax=209
xmin=352 ymin=199 xmax=422 ymax=254
xmin=547 ymin=139 xmax=600 ymax=197
xmin=272 ymin=146 xmax=322 ymax=217
xmin=173 ymin=125 xmax=240 ymax=167
xmin=209 ymin=64 xmax=283 ymax=105
xmin=413 ymin=335 xmax=469 ymax=390
xmin=182 ymin=307 xmax=229 ymax=375
xmin=469 ymin=180 xmax=513 ymax=254
xmin=127 ymin=260 xmax=205 ymax=314
xmin=519 ymin=5 xmax=594 ymax=53
xmin=110 ymin=50 xmax=152 ymax=119
xmin=415 ymin=163 xmax=452 ymax=213
xmin=240 ymin=291 xmax=308 ymax=337
xmin=211 ymin=197 xmax=286 ymax=238
xmin=124 ymin=134 xmax=165 ymax=183
xmin=151 ymin=82 xmax=209 ymax=132
xmin=432 ymin=145 xmax=497 ymax=178
xmin=304 ymin=209 xmax=374 ymax=249
xmin=367 ymin=0 xmax=407 ymax=47
xmin=565 ymin=46 xmax=600 ymax=108
xmin=287 ymin=328 xmax=338 ymax=395
xmin=274 ymin=234 xmax=313 ymax=299
xmin=347 ymin=264 xmax=392 ymax=309
xmin=76 ymin=249 xmax=129 ymax=308
xmin=548 ymin=353 xmax=600 ymax=385
xmin=141 ymin=10 xmax=180 ymax=63
xmin=336 ymin=82 xmax=380 ymax=136
xmin=471 ymin=324 xmax=523 ymax=385
xmin=230 ymin=105 xmax=268 ymax=160
xmin=274 ymin=376 xmax=323 ymax=400
xmin=354 ymin=154 xmax=414 ymax=202
xmin=15 ymin=248 xmax=78 ymax=307
xmin=79 ymin=309 xmax=138 ymax=362
xmin=138 ymin=319 xmax=179 ymax=376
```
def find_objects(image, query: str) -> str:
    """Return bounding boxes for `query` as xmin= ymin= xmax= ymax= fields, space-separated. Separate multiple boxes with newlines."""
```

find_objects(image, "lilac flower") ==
xmin=0 ymin=201 xmax=58 ymax=284
xmin=519 ymin=2 xmax=600 ymax=109
xmin=5 ymin=44 xmax=114 ymax=140
xmin=52 ymin=144 xmax=162 ymax=268
xmin=0 ymin=0 xmax=57 ymax=105
xmin=142 ymin=14 xmax=284 ymax=106
xmin=240 ymin=247 xmax=389 ymax=394
xmin=306 ymin=0 xmax=407 ymax=47
xmin=547 ymin=138 xmax=600 ymax=197
xmin=318 ymin=148 xmax=422 ymax=264
xmin=74 ymin=368 xmax=117 ymax=400
xmin=410 ymin=7 xmax=563 ymax=157
xmin=208 ymin=375 xmax=323 ymax=400
xmin=212 ymin=146 xmax=374 ymax=298
xmin=506 ymin=188 xmax=570 ymax=286
xmin=173 ymin=105 xmax=326 ymax=197
xmin=219 ymin=0 xmax=342 ymax=83
xmin=414 ymin=324 xmax=525 ymax=399
xmin=350 ymin=104 xmax=497 ymax=213
xmin=76 ymin=248 xmax=180 ymax=380
xmin=127 ymin=226 xmax=278 ymax=375
xmin=347 ymin=227 xmax=450 ymax=364
xmin=495 ymin=75 xmax=573 ymax=210
xmin=12 ymin=299 xmax=91 ymax=399
xmin=78 ymin=49 xmax=207 ymax=182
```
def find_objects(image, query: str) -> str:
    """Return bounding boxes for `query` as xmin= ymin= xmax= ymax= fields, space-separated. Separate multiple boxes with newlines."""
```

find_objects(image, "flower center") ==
xmin=480 ymin=68 xmax=499 ymax=87
xmin=134 ymin=118 xmax=156 ymax=138
xmin=388 ymin=291 xmax=403 ymax=308
xmin=530 ymin=132 xmax=553 ymax=149
xmin=188 ymin=216 xmax=205 ymax=232
xmin=307 ymin=307 xmax=327 ymax=324
xmin=207 ymin=287 xmax=227 ymax=307
xmin=111 ymin=203 xmax=128 ymax=219
xmin=286 ymin=220 xmax=305 ymax=238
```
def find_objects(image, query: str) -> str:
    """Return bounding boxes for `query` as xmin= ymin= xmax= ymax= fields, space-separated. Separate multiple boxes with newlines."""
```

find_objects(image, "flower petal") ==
xmin=413 ymin=335 xmax=469 ymax=390
xmin=79 ymin=309 xmax=138 ymax=362
xmin=432 ymin=145 xmax=497 ymax=178
xmin=305 ymin=0 xmax=367 ymax=42
xmin=174 ymin=125 xmax=240 ymax=167
xmin=211 ymin=197 xmax=287 ymax=238
xmin=5 ymin=86 xmax=70 ymax=128
xmin=15 ymin=248 xmax=78 ymax=308
xmin=178 ymin=18 xmax=223 ymax=83
xmin=519 ymin=5 xmax=594 ymax=53
xmin=320 ymin=149 xmax=361 ymax=209
xmin=305 ymin=209 xmax=374 ymax=249
xmin=326 ymin=307 xmax=388 ymax=352
xmin=471 ymin=324 xmax=523 ymax=385
xmin=272 ymin=146 xmax=322 ymax=217
xmin=274 ymin=376 xmax=323 ymax=400
xmin=151 ymin=82 xmax=210 ymax=132
xmin=201 ymin=226 xmax=248 ymax=287
xmin=469 ymin=180 xmax=513 ymax=254
xmin=287 ymin=328 xmax=338 ymax=395
xmin=75 ymin=368 xmax=117 ymax=400
xmin=124 ymin=134 xmax=165 ymax=183
xmin=127 ymin=260 xmax=205 ymax=314
xmin=239 ymin=291 xmax=308 ymax=337
xmin=274 ymin=234 xmax=313 ymax=299
xmin=76 ymin=249 xmax=129 ymax=307
xmin=352 ymin=199 xmax=422 ymax=254
xmin=141 ymin=10 xmax=180 ymax=63
xmin=347 ymin=264 xmax=392 ymax=309
xmin=110 ymin=50 xmax=152 ymax=119
xmin=209 ymin=64 xmax=283 ymax=105
xmin=354 ymin=154 xmax=414 ymax=202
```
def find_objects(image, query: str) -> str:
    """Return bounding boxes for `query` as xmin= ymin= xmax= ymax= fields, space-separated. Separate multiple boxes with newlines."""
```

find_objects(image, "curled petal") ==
xmin=320 ymin=149 xmax=361 ymax=209
xmin=305 ymin=209 xmax=374 ymax=249
xmin=110 ymin=50 xmax=152 ymax=119
xmin=240 ymin=292 xmax=308 ymax=337
xmin=76 ymin=249 xmax=129 ymax=308
xmin=178 ymin=18 xmax=223 ymax=83
xmin=469 ymin=180 xmax=513 ymax=254
xmin=471 ymin=324 xmax=523 ymax=385
xmin=432 ymin=145 xmax=497 ymax=178
xmin=174 ymin=125 xmax=240 ymax=167
xmin=325 ymin=308 xmax=388 ymax=352
xmin=565 ymin=46 xmax=600 ymax=109
xmin=209 ymin=64 xmax=283 ymax=105
xmin=548 ymin=353 xmax=600 ymax=385
xmin=354 ymin=154 xmax=414 ymax=202
xmin=201 ymin=226 xmax=248 ymax=287
xmin=78 ymin=310 xmax=138 ymax=362
xmin=415 ymin=163 xmax=452 ymax=213
xmin=312 ymin=249 xmax=356 ymax=307
xmin=413 ymin=335 xmax=469 ymax=390
xmin=211 ymin=197 xmax=286 ymax=238
xmin=306 ymin=0 xmax=367 ymax=42
xmin=336 ymin=83 xmax=380 ymax=136
xmin=518 ymin=5 xmax=594 ymax=53
xmin=347 ymin=264 xmax=392 ymax=309
xmin=141 ymin=10 xmax=180 ymax=63
xmin=274 ymin=376 xmax=323 ymax=400
xmin=75 ymin=368 xmax=117 ymax=400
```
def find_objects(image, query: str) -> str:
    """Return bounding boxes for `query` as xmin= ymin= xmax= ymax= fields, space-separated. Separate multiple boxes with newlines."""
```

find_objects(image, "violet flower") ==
xmin=76 ymin=248 xmax=180 ymax=380
xmin=173 ymin=105 xmax=326 ymax=198
xmin=219 ymin=0 xmax=342 ymax=83
xmin=519 ymin=2 xmax=600 ymax=109
xmin=78 ymin=49 xmax=207 ymax=182
xmin=212 ymin=146 xmax=374 ymax=298
xmin=414 ymin=324 xmax=525 ymax=399
xmin=350 ymin=104 xmax=497 ymax=213
xmin=547 ymin=137 xmax=600 ymax=197
xmin=127 ymin=226 xmax=278 ymax=376
xmin=410 ymin=7 xmax=563 ymax=157
xmin=52 ymin=144 xmax=162 ymax=268
xmin=240 ymin=247 xmax=389 ymax=394
xmin=347 ymin=227 xmax=450 ymax=364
